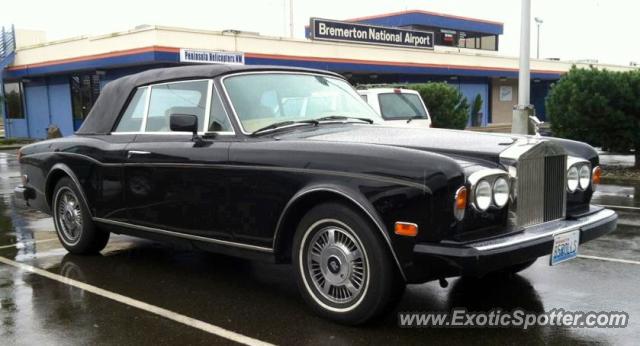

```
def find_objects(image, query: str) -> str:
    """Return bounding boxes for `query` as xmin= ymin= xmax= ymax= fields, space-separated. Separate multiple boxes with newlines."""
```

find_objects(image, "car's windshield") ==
xmin=378 ymin=93 xmax=429 ymax=120
xmin=223 ymin=73 xmax=380 ymax=132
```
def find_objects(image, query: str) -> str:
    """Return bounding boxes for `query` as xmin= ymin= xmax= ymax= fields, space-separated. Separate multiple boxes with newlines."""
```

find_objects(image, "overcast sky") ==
xmin=1 ymin=0 xmax=636 ymax=66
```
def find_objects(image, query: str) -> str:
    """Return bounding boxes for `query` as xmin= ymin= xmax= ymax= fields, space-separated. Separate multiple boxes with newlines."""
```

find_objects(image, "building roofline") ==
xmin=345 ymin=9 xmax=504 ymax=27
xmin=3 ymin=44 xmax=566 ymax=80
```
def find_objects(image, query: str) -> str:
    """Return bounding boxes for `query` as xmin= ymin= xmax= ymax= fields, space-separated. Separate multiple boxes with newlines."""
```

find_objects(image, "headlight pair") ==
xmin=567 ymin=160 xmax=591 ymax=193
xmin=468 ymin=170 xmax=510 ymax=212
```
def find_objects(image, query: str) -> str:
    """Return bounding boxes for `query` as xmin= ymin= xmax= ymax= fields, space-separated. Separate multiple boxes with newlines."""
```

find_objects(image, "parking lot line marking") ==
xmin=578 ymin=254 xmax=640 ymax=265
xmin=0 ymin=255 xmax=275 ymax=346
xmin=0 ymin=238 xmax=59 ymax=250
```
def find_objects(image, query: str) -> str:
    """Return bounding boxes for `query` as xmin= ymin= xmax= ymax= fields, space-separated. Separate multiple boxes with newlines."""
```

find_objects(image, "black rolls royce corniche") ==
xmin=15 ymin=65 xmax=617 ymax=324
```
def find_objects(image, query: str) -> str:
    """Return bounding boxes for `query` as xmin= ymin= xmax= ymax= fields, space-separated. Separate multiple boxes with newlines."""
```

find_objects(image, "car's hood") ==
xmin=276 ymin=125 xmax=597 ymax=166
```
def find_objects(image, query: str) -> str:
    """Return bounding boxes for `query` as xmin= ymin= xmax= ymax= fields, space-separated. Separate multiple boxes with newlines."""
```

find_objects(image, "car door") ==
xmin=120 ymin=80 xmax=237 ymax=241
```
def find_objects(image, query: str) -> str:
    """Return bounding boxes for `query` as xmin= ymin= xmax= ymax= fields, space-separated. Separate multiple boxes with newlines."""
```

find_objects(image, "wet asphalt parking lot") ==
xmin=0 ymin=150 xmax=639 ymax=345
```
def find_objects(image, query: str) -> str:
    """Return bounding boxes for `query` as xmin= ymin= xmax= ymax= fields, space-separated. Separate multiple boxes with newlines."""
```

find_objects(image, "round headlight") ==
xmin=579 ymin=165 xmax=591 ymax=190
xmin=474 ymin=180 xmax=492 ymax=211
xmin=493 ymin=177 xmax=510 ymax=208
xmin=567 ymin=166 xmax=579 ymax=192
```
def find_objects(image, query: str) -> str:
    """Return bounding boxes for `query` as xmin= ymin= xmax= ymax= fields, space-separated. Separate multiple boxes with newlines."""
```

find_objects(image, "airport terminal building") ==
xmin=0 ymin=10 xmax=635 ymax=139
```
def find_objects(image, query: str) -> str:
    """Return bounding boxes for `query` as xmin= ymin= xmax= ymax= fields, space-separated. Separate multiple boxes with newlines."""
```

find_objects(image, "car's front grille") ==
xmin=516 ymin=154 xmax=566 ymax=227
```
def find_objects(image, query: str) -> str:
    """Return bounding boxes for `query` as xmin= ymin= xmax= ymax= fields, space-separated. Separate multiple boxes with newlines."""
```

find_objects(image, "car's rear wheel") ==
xmin=293 ymin=202 xmax=404 ymax=325
xmin=52 ymin=177 xmax=109 ymax=254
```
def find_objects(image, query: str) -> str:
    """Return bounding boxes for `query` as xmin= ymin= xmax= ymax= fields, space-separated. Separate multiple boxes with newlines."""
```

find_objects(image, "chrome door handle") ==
xmin=127 ymin=150 xmax=151 ymax=159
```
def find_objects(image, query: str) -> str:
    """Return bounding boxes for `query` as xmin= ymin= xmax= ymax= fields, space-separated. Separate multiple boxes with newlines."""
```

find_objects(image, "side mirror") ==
xmin=170 ymin=114 xmax=198 ymax=135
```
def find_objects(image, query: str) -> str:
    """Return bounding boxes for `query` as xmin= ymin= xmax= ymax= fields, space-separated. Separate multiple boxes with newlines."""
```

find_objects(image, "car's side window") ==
xmin=208 ymin=86 xmax=233 ymax=132
xmin=114 ymin=87 xmax=148 ymax=132
xmin=146 ymin=80 xmax=209 ymax=132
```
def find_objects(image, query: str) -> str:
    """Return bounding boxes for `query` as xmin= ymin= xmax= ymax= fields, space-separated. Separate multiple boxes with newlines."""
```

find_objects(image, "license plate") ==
xmin=550 ymin=230 xmax=580 ymax=265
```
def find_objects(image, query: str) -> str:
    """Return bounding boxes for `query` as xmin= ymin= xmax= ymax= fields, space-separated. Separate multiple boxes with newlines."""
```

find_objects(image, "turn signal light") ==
xmin=394 ymin=222 xmax=418 ymax=237
xmin=592 ymin=166 xmax=602 ymax=186
xmin=454 ymin=186 xmax=467 ymax=221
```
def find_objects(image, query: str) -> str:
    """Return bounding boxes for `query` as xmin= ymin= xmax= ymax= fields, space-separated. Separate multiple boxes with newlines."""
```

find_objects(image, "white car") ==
xmin=358 ymin=88 xmax=431 ymax=128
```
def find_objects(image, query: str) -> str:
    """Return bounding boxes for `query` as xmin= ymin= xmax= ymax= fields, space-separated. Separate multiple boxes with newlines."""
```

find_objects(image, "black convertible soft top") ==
xmin=76 ymin=64 xmax=342 ymax=135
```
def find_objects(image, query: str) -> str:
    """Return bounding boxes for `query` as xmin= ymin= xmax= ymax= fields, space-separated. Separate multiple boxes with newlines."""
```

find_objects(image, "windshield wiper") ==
xmin=250 ymin=120 xmax=319 ymax=136
xmin=313 ymin=115 xmax=374 ymax=124
xmin=406 ymin=115 xmax=426 ymax=123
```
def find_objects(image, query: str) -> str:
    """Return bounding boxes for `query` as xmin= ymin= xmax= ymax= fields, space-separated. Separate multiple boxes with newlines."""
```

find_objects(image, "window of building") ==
xmin=481 ymin=35 xmax=497 ymax=51
xmin=146 ymin=80 xmax=209 ymax=132
xmin=70 ymin=73 xmax=101 ymax=122
xmin=114 ymin=87 xmax=148 ymax=132
xmin=3 ymin=82 xmax=24 ymax=119
xmin=457 ymin=32 xmax=498 ymax=51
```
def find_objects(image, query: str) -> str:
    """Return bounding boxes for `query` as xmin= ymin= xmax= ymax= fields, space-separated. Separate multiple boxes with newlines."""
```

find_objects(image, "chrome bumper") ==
xmin=469 ymin=206 xmax=617 ymax=251
xmin=412 ymin=206 xmax=617 ymax=279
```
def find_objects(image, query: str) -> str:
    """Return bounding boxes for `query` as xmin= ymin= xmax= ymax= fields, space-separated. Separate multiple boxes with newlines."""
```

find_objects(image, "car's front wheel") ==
xmin=293 ymin=202 xmax=404 ymax=325
xmin=52 ymin=177 xmax=109 ymax=254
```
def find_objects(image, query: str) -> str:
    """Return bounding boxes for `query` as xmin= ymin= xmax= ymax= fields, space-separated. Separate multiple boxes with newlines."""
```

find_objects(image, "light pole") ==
xmin=289 ymin=0 xmax=294 ymax=38
xmin=535 ymin=17 xmax=543 ymax=59
xmin=512 ymin=0 xmax=532 ymax=135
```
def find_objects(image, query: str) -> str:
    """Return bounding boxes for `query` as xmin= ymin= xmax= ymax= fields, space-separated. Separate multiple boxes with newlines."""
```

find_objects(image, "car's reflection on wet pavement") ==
xmin=0 ymin=150 xmax=638 ymax=345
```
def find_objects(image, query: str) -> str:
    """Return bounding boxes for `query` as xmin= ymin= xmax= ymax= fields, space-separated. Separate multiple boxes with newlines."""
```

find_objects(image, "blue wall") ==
xmin=4 ymin=118 xmax=28 ymax=138
xmin=3 ymin=66 xmax=161 ymax=139
xmin=24 ymin=80 xmax=50 ymax=139
xmin=531 ymin=80 xmax=553 ymax=121
xmin=454 ymin=82 xmax=490 ymax=127
xmin=18 ymin=77 xmax=74 ymax=139
xmin=47 ymin=76 xmax=74 ymax=136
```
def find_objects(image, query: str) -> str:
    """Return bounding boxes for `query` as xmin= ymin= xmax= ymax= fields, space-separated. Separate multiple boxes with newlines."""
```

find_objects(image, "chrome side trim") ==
xmin=469 ymin=208 xmax=616 ymax=251
xmin=127 ymin=150 xmax=150 ymax=159
xmin=272 ymin=187 xmax=408 ymax=281
xmin=140 ymin=85 xmax=151 ymax=132
xmin=93 ymin=217 xmax=274 ymax=253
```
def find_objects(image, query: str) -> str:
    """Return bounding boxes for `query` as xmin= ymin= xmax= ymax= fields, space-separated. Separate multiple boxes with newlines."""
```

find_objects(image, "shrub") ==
xmin=547 ymin=67 xmax=640 ymax=167
xmin=408 ymin=83 xmax=469 ymax=129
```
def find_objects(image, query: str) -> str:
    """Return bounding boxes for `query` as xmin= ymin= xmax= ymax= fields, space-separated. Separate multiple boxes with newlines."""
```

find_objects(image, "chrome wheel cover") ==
xmin=55 ymin=187 xmax=83 ymax=245
xmin=305 ymin=224 xmax=367 ymax=305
